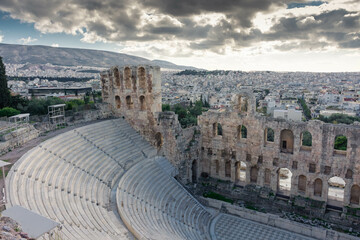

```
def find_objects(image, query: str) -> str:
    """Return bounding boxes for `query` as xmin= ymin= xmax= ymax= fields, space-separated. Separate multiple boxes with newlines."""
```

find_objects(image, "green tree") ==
xmin=0 ymin=107 xmax=20 ymax=117
xmin=334 ymin=135 xmax=347 ymax=151
xmin=318 ymin=114 xmax=360 ymax=125
xmin=302 ymin=131 xmax=312 ymax=146
xmin=298 ymin=98 xmax=311 ymax=120
xmin=162 ymin=104 xmax=171 ymax=112
xmin=0 ymin=56 xmax=11 ymax=108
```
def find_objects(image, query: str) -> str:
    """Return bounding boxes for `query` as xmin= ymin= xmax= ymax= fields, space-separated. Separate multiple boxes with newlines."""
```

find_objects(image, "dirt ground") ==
xmin=0 ymin=119 xmax=110 ymax=202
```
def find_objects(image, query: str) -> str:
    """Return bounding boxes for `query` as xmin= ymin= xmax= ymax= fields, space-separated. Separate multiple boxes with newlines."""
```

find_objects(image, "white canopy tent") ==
xmin=3 ymin=205 xmax=60 ymax=239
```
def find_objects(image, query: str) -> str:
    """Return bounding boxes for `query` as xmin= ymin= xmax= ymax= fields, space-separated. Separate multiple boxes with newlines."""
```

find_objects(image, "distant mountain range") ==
xmin=0 ymin=43 xmax=198 ymax=71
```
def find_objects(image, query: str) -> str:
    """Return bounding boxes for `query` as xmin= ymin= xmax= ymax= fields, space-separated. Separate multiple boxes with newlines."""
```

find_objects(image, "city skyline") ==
xmin=0 ymin=0 xmax=359 ymax=72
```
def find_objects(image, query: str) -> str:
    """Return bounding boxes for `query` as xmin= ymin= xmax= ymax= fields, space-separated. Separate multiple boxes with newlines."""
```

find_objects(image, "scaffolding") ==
xmin=8 ymin=113 xmax=30 ymax=126
xmin=48 ymin=104 xmax=66 ymax=129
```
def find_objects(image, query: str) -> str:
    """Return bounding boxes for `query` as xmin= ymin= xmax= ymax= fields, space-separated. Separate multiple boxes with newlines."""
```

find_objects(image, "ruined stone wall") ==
xmin=101 ymin=65 xmax=192 ymax=171
xmin=0 ymin=124 xmax=40 ymax=154
xmin=101 ymin=65 xmax=161 ymax=138
xmin=197 ymin=92 xmax=360 ymax=208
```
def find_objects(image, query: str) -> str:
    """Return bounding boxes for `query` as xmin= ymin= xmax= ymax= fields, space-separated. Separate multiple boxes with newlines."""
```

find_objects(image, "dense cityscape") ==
xmin=5 ymin=62 xmax=360 ymax=124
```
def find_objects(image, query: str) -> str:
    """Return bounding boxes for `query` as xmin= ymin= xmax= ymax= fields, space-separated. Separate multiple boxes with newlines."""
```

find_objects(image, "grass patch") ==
xmin=203 ymin=191 xmax=234 ymax=204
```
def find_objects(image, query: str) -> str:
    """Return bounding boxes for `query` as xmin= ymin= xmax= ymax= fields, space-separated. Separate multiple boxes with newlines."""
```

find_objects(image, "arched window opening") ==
xmin=115 ymin=95 xmax=121 ymax=109
xmin=225 ymin=161 xmax=231 ymax=178
xmin=265 ymin=128 xmax=274 ymax=142
xmin=278 ymin=168 xmax=292 ymax=195
xmin=301 ymin=131 xmax=312 ymax=147
xmin=155 ymin=132 xmax=163 ymax=148
xmin=298 ymin=175 xmax=307 ymax=193
xmin=314 ymin=178 xmax=323 ymax=197
xmin=114 ymin=67 xmax=121 ymax=87
xmin=192 ymin=160 xmax=197 ymax=183
xmin=345 ymin=169 xmax=353 ymax=179
xmin=334 ymin=135 xmax=347 ymax=151
xmin=350 ymin=185 xmax=360 ymax=205
xmin=264 ymin=169 xmax=271 ymax=185
xmin=138 ymin=67 xmax=146 ymax=90
xmin=139 ymin=95 xmax=146 ymax=111
xmin=126 ymin=96 xmax=133 ymax=109
xmin=328 ymin=176 xmax=345 ymax=204
xmin=280 ymin=129 xmax=294 ymax=154
xmin=250 ymin=167 xmax=258 ymax=183
xmin=241 ymin=125 xmax=247 ymax=139
xmin=124 ymin=67 xmax=131 ymax=89
xmin=217 ymin=123 xmax=223 ymax=136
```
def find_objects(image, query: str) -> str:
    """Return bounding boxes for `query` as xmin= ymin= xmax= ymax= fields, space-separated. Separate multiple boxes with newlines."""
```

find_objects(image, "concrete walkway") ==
xmin=211 ymin=213 xmax=315 ymax=240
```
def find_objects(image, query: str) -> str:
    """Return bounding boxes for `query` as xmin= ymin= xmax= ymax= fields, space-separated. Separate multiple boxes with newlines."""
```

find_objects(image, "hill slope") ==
xmin=0 ymin=43 xmax=197 ymax=70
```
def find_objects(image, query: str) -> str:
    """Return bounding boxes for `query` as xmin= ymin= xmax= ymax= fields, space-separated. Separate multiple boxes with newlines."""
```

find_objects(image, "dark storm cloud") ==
xmin=262 ymin=9 xmax=360 ymax=50
xmin=0 ymin=0 xmax=359 ymax=53
xmin=141 ymin=0 xmax=294 ymax=28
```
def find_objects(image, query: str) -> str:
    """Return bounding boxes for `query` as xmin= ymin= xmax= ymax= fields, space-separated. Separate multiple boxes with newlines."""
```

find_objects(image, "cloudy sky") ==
xmin=0 ymin=0 xmax=359 ymax=71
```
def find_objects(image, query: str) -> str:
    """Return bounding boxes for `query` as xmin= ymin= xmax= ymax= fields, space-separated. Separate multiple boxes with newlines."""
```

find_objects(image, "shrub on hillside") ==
xmin=0 ymin=107 xmax=20 ymax=117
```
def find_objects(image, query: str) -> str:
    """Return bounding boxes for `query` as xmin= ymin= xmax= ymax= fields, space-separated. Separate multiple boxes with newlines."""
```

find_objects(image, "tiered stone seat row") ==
xmin=117 ymin=157 xmax=213 ymax=240
xmin=6 ymin=119 xmax=152 ymax=239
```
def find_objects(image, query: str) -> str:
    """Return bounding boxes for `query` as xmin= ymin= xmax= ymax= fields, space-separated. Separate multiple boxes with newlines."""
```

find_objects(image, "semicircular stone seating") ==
xmin=117 ymin=156 xmax=213 ymax=240
xmin=6 ymin=119 xmax=156 ymax=240
xmin=6 ymin=118 xmax=316 ymax=240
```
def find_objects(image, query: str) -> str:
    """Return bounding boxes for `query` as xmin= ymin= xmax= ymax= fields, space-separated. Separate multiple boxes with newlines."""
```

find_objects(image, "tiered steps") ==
xmin=116 ymin=157 xmax=213 ymax=240
xmin=6 ymin=119 xmax=152 ymax=240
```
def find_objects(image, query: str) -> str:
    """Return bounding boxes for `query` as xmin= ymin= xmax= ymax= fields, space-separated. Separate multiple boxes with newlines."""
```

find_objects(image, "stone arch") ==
xmin=328 ymin=176 xmax=345 ymax=204
xmin=155 ymin=132 xmax=163 ymax=148
xmin=225 ymin=161 xmax=231 ymax=178
xmin=301 ymin=131 xmax=312 ymax=147
xmin=280 ymin=129 xmax=294 ymax=154
xmin=265 ymin=128 xmax=274 ymax=142
xmin=334 ymin=135 xmax=347 ymax=151
xmin=250 ymin=166 xmax=258 ymax=183
xmin=126 ymin=95 xmax=133 ymax=109
xmin=124 ymin=67 xmax=131 ymax=89
xmin=114 ymin=67 xmax=121 ymax=87
xmin=213 ymin=123 xmax=218 ymax=136
xmin=350 ymin=185 xmax=360 ymax=205
xmin=138 ymin=67 xmax=146 ymax=90
xmin=192 ymin=160 xmax=197 ymax=183
xmin=314 ymin=178 xmax=323 ymax=197
xmin=115 ymin=95 xmax=121 ymax=109
xmin=278 ymin=168 xmax=292 ymax=195
xmin=264 ymin=168 xmax=271 ymax=185
xmin=139 ymin=95 xmax=146 ymax=111
xmin=298 ymin=175 xmax=307 ymax=193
